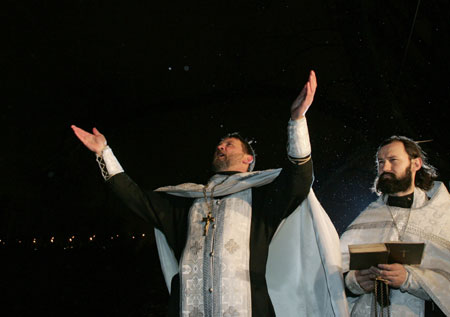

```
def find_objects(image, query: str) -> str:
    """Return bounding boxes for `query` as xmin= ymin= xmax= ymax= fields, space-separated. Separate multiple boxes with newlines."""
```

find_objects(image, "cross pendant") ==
xmin=202 ymin=212 xmax=215 ymax=236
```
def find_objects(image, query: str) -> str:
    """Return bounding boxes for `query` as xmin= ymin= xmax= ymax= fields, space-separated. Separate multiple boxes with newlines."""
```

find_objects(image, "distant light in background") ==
xmin=0 ymin=233 xmax=150 ymax=250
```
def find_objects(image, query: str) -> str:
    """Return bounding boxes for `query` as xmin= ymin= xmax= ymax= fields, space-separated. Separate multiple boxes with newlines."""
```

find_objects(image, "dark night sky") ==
xmin=2 ymin=0 xmax=450 ymax=239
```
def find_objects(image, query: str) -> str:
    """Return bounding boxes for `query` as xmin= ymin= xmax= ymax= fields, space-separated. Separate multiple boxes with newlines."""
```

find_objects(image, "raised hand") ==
xmin=291 ymin=70 xmax=317 ymax=120
xmin=71 ymin=125 xmax=107 ymax=156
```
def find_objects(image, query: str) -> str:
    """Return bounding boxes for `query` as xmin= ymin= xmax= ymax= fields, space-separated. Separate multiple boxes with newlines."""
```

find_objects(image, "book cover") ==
xmin=385 ymin=242 xmax=425 ymax=265
xmin=349 ymin=242 xmax=424 ymax=270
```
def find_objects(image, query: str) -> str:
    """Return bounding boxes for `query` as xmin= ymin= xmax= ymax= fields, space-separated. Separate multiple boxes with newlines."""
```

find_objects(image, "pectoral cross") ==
xmin=202 ymin=212 xmax=215 ymax=236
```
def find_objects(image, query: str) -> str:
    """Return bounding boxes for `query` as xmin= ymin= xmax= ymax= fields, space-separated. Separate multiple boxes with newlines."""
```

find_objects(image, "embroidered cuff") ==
xmin=400 ymin=266 xmax=430 ymax=300
xmin=287 ymin=117 xmax=311 ymax=161
xmin=345 ymin=270 xmax=366 ymax=295
xmin=95 ymin=146 xmax=124 ymax=180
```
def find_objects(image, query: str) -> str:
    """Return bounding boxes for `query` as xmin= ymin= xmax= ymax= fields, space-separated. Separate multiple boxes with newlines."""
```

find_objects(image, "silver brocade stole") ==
xmin=341 ymin=183 xmax=450 ymax=316
xmin=180 ymin=188 xmax=252 ymax=317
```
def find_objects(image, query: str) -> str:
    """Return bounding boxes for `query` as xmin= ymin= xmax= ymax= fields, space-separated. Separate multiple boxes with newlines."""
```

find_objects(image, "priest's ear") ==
xmin=411 ymin=157 xmax=423 ymax=172
xmin=243 ymin=154 xmax=254 ymax=165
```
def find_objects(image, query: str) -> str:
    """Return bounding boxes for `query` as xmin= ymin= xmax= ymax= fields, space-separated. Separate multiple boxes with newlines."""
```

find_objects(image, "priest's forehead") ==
xmin=217 ymin=137 xmax=247 ymax=153
xmin=378 ymin=141 xmax=408 ymax=158
xmin=218 ymin=133 xmax=254 ymax=155
xmin=376 ymin=135 xmax=423 ymax=160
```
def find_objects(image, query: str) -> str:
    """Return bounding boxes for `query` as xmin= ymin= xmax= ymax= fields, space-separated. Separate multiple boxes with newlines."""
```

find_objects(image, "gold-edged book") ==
xmin=349 ymin=242 xmax=425 ymax=270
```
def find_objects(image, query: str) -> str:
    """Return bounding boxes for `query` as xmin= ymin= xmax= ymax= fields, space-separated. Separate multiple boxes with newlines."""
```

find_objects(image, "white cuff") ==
xmin=345 ymin=270 xmax=366 ymax=295
xmin=287 ymin=117 xmax=311 ymax=159
xmin=96 ymin=146 xmax=124 ymax=180
xmin=400 ymin=266 xmax=430 ymax=300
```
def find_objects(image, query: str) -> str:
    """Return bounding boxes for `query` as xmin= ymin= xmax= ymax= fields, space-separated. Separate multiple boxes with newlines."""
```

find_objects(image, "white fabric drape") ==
xmin=155 ymin=169 xmax=349 ymax=316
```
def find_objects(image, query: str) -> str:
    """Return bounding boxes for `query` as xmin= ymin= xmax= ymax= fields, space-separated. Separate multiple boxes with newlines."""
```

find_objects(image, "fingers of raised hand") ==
xmin=305 ymin=71 xmax=317 ymax=101
xmin=293 ymin=85 xmax=307 ymax=105
xmin=92 ymin=127 xmax=103 ymax=136
xmin=309 ymin=70 xmax=317 ymax=92
xmin=71 ymin=125 xmax=91 ymax=141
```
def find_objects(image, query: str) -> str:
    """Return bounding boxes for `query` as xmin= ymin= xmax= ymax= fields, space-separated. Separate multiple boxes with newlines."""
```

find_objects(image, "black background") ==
xmin=2 ymin=0 xmax=449 ymax=315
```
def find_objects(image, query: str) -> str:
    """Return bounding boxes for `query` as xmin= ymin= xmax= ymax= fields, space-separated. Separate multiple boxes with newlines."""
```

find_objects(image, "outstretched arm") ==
xmin=71 ymin=125 xmax=107 ymax=156
xmin=70 ymin=124 xmax=186 ymax=239
xmin=71 ymin=125 xmax=123 ymax=179
xmin=290 ymin=70 xmax=317 ymax=120
xmin=263 ymin=70 xmax=317 ymax=224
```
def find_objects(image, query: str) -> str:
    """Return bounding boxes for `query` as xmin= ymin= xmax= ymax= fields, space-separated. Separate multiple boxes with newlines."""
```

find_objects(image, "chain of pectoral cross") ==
xmin=201 ymin=176 xmax=231 ymax=236
xmin=387 ymin=205 xmax=411 ymax=241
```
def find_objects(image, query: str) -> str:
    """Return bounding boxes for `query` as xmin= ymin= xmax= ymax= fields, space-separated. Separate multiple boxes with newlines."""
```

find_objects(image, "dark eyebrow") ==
xmin=379 ymin=155 xmax=398 ymax=161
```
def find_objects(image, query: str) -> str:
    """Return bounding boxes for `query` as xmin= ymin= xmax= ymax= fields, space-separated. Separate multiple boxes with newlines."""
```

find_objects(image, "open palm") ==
xmin=71 ymin=125 xmax=107 ymax=155
xmin=291 ymin=70 xmax=317 ymax=120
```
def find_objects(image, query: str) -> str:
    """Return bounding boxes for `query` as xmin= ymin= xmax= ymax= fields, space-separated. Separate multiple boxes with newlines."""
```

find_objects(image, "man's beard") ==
xmin=212 ymin=152 xmax=243 ymax=172
xmin=375 ymin=165 xmax=413 ymax=195
xmin=212 ymin=156 xmax=230 ymax=172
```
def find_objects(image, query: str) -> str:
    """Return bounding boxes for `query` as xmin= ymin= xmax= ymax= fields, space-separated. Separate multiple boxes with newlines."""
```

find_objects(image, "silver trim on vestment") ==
xmin=180 ymin=184 xmax=252 ymax=317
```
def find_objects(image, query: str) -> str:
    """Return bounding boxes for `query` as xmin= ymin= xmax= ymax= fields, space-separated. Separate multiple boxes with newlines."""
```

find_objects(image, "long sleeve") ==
xmin=95 ymin=146 xmax=124 ymax=180
xmin=247 ymin=117 xmax=315 ymax=316
xmin=287 ymin=117 xmax=311 ymax=159
xmin=93 ymin=146 xmax=192 ymax=261
xmin=107 ymin=173 xmax=192 ymax=261
xmin=95 ymin=146 xmax=190 ymax=241
xmin=345 ymin=270 xmax=366 ymax=295
xmin=252 ymin=117 xmax=314 ymax=231
xmin=266 ymin=117 xmax=313 ymax=222
xmin=400 ymin=266 xmax=431 ymax=300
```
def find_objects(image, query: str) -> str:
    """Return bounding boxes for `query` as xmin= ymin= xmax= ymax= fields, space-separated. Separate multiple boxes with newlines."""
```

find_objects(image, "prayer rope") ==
xmin=373 ymin=278 xmax=390 ymax=317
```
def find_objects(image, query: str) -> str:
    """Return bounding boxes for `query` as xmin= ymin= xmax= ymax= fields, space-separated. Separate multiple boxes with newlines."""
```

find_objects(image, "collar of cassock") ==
xmin=155 ymin=169 xmax=282 ymax=198
xmin=387 ymin=192 xmax=414 ymax=208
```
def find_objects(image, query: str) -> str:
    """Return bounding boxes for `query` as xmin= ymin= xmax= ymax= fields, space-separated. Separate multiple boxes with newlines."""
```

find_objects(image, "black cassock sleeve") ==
xmin=106 ymin=173 xmax=192 ymax=261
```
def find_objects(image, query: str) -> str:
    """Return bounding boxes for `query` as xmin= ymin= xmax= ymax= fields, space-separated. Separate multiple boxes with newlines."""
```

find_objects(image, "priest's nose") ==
xmin=379 ymin=161 xmax=391 ymax=174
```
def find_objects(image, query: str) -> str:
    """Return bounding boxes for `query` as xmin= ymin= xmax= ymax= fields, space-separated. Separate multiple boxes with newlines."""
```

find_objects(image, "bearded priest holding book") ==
xmin=340 ymin=136 xmax=450 ymax=316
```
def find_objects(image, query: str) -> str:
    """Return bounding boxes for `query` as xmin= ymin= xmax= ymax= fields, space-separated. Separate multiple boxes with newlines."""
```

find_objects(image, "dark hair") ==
xmin=377 ymin=136 xmax=438 ymax=191
xmin=222 ymin=132 xmax=254 ymax=155
xmin=220 ymin=132 xmax=256 ymax=171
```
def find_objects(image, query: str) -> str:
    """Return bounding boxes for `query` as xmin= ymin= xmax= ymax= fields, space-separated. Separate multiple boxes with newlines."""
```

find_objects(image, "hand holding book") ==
xmin=376 ymin=263 xmax=408 ymax=288
xmin=349 ymin=242 xmax=425 ymax=270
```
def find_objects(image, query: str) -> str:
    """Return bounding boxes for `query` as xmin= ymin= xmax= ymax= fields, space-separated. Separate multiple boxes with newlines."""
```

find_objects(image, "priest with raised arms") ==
xmin=72 ymin=70 xmax=348 ymax=316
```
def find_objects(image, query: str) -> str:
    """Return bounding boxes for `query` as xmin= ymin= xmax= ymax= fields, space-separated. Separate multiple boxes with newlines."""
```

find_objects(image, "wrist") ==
xmin=95 ymin=145 xmax=109 ymax=157
xmin=291 ymin=114 xmax=305 ymax=121
xmin=95 ymin=146 xmax=124 ymax=180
